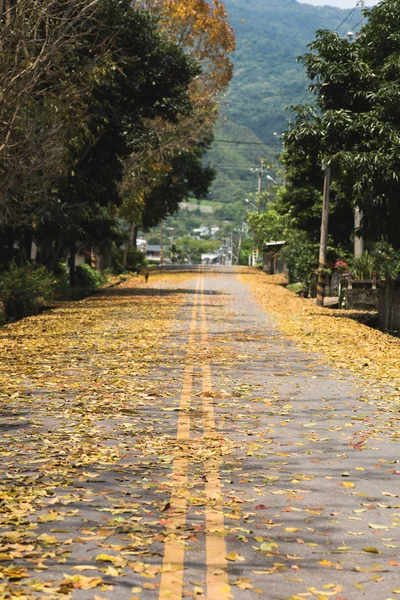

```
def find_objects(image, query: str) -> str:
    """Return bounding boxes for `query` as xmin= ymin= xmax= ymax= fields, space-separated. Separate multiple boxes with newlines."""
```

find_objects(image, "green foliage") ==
xmin=280 ymin=230 xmax=319 ymax=284
xmin=112 ymin=248 xmax=147 ymax=273
xmin=348 ymin=244 xmax=400 ymax=280
xmin=52 ymin=263 xmax=70 ymax=294
xmin=175 ymin=236 xmax=220 ymax=264
xmin=351 ymin=252 xmax=376 ymax=280
xmin=0 ymin=264 xmax=55 ymax=323
xmin=373 ymin=242 xmax=400 ymax=279
xmin=290 ymin=0 xmax=400 ymax=248
xmin=287 ymin=282 xmax=307 ymax=294
xmin=247 ymin=204 xmax=288 ymax=249
xmin=75 ymin=264 xmax=106 ymax=290
xmin=2 ymin=1 xmax=205 ymax=272
xmin=141 ymin=150 xmax=215 ymax=230
xmin=247 ymin=197 xmax=319 ymax=283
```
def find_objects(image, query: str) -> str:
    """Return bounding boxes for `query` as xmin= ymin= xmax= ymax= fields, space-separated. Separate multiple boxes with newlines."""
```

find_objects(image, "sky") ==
xmin=297 ymin=0 xmax=379 ymax=7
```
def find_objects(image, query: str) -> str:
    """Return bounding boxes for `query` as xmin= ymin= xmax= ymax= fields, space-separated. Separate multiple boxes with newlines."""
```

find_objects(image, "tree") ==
xmin=141 ymin=149 xmax=215 ymax=230
xmin=292 ymin=0 xmax=400 ymax=248
xmin=0 ymin=0 xmax=112 ymax=225
xmin=22 ymin=2 xmax=200 ymax=272
xmin=119 ymin=0 xmax=235 ymax=238
xmin=138 ymin=0 xmax=235 ymax=94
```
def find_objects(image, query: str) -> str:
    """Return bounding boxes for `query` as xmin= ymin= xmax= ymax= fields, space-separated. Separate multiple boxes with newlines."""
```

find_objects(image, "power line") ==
xmin=350 ymin=16 xmax=364 ymax=31
xmin=335 ymin=1 xmax=360 ymax=32
xmin=213 ymin=139 xmax=279 ymax=146
xmin=220 ymin=88 xmax=308 ymax=105
xmin=212 ymin=166 xmax=277 ymax=171
xmin=294 ymin=1 xmax=363 ymax=109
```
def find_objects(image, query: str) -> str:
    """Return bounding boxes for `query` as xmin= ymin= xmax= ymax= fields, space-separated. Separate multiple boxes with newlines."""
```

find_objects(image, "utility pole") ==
xmin=352 ymin=0 xmax=364 ymax=259
xmin=316 ymin=165 xmax=331 ymax=307
xmin=255 ymin=159 xmax=264 ymax=264
xmin=257 ymin=163 xmax=262 ymax=211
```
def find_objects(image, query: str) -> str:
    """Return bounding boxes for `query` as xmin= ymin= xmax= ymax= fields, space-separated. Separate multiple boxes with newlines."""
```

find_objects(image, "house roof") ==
xmin=264 ymin=241 xmax=286 ymax=247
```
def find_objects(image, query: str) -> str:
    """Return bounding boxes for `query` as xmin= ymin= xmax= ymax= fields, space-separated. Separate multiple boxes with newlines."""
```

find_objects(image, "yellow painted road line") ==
xmin=159 ymin=277 xmax=201 ymax=600
xmin=199 ymin=279 xmax=231 ymax=600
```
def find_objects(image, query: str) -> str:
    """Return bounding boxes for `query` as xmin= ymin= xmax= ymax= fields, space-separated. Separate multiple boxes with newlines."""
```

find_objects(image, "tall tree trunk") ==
xmin=354 ymin=206 xmax=364 ymax=259
xmin=20 ymin=228 xmax=33 ymax=264
xmin=97 ymin=245 xmax=112 ymax=271
xmin=47 ymin=238 xmax=64 ymax=272
xmin=132 ymin=224 xmax=138 ymax=249
xmin=123 ymin=222 xmax=135 ymax=269
xmin=69 ymin=243 xmax=76 ymax=287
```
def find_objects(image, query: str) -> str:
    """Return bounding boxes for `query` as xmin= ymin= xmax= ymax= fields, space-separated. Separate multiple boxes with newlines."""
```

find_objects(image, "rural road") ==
xmin=0 ymin=266 xmax=399 ymax=600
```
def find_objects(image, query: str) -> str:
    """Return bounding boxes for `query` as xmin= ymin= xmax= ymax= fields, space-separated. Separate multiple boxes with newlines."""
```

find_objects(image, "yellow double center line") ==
xmin=159 ymin=274 xmax=231 ymax=600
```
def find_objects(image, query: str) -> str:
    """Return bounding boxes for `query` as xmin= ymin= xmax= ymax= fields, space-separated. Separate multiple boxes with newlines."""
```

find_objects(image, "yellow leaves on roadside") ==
xmin=318 ymin=559 xmax=335 ymax=567
xmin=339 ymin=481 xmax=356 ymax=489
xmin=225 ymin=551 xmax=245 ymax=562
xmin=306 ymin=583 xmax=343 ymax=597
xmin=37 ymin=512 xmax=63 ymax=522
xmin=60 ymin=574 xmax=104 ymax=590
xmin=0 ymin=273 xmax=192 ymax=595
xmin=95 ymin=554 xmax=127 ymax=567
xmin=37 ymin=533 xmax=60 ymax=546
xmin=241 ymin=272 xmax=400 ymax=410
xmin=368 ymin=523 xmax=390 ymax=530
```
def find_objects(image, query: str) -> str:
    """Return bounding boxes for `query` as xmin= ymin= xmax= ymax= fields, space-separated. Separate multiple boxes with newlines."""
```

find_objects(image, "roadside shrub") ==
xmin=52 ymin=262 xmax=70 ymax=294
xmin=280 ymin=230 xmax=318 ymax=284
xmin=0 ymin=263 xmax=55 ymax=322
xmin=351 ymin=252 xmax=376 ymax=280
xmin=75 ymin=263 xmax=106 ymax=290
xmin=112 ymin=247 xmax=147 ymax=273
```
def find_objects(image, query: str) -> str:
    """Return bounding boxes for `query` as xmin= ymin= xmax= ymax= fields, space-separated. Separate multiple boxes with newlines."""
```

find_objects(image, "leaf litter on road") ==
xmin=0 ymin=268 xmax=399 ymax=600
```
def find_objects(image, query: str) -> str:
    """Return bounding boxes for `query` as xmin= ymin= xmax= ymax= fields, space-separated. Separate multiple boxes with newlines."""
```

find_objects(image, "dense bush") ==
xmin=52 ymin=262 xmax=70 ymax=294
xmin=112 ymin=247 xmax=147 ymax=273
xmin=0 ymin=263 xmax=55 ymax=322
xmin=280 ymin=230 xmax=319 ymax=284
xmin=75 ymin=264 xmax=107 ymax=290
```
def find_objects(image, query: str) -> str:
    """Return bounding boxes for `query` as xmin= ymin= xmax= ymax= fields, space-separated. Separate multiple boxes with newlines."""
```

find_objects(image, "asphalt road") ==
xmin=0 ymin=267 xmax=399 ymax=600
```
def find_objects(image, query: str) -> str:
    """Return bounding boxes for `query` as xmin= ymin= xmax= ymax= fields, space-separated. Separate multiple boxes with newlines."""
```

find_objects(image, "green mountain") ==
xmin=207 ymin=0 xmax=365 ymax=204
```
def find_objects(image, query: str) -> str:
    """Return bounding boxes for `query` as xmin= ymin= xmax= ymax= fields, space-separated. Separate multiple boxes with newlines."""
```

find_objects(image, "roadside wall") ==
xmin=379 ymin=286 xmax=400 ymax=333
xmin=346 ymin=288 xmax=379 ymax=310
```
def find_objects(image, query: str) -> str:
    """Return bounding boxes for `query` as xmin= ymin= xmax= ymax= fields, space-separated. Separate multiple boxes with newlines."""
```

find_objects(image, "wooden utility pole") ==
xmin=257 ymin=165 xmax=262 ymax=211
xmin=316 ymin=165 xmax=331 ymax=307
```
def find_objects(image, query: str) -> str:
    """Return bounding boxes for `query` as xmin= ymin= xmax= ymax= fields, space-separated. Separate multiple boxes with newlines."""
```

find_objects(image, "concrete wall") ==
xmin=345 ymin=288 xmax=379 ymax=310
xmin=379 ymin=286 xmax=400 ymax=333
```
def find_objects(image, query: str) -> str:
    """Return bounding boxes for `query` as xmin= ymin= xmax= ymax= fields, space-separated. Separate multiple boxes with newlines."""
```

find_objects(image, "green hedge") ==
xmin=75 ymin=263 xmax=107 ymax=290
xmin=0 ymin=263 xmax=55 ymax=323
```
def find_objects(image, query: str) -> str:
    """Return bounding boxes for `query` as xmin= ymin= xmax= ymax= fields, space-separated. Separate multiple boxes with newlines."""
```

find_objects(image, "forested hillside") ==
xmin=208 ymin=0 xmax=365 ymax=204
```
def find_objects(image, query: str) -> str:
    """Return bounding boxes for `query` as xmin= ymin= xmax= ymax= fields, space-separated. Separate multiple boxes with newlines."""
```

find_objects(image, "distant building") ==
xmin=137 ymin=238 xmax=147 ymax=252
xmin=192 ymin=226 xmax=209 ymax=238
xmin=210 ymin=226 xmax=220 ymax=237
xmin=201 ymin=253 xmax=219 ymax=265
xmin=262 ymin=241 xmax=288 ymax=275
xmin=146 ymin=245 xmax=161 ymax=262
